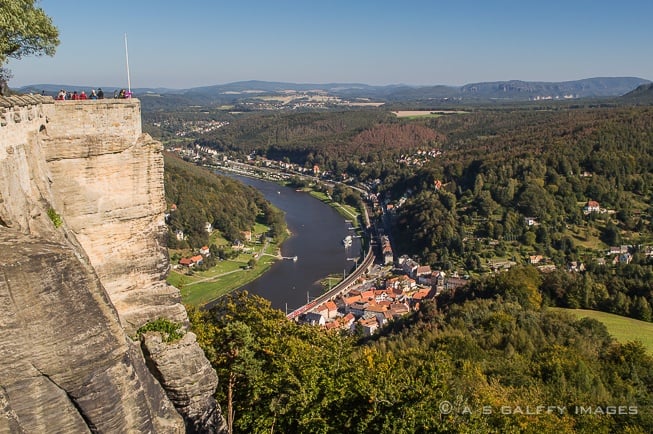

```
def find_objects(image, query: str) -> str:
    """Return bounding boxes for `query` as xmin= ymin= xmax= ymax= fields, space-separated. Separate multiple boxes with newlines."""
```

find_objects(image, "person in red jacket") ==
xmin=80 ymin=91 xmax=88 ymax=100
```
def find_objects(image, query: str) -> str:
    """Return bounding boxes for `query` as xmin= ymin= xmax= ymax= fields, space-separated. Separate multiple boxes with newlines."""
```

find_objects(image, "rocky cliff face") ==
xmin=43 ymin=100 xmax=188 ymax=334
xmin=0 ymin=95 xmax=225 ymax=433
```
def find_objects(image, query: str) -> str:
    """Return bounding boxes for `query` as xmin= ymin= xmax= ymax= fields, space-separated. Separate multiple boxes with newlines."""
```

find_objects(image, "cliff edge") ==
xmin=0 ymin=95 xmax=225 ymax=433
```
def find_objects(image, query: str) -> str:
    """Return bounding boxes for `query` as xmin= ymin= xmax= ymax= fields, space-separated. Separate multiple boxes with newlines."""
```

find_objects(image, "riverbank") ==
xmin=169 ymin=164 xmax=365 ymax=309
xmin=307 ymin=190 xmax=361 ymax=229
xmin=207 ymin=169 xmax=364 ymax=310
xmin=319 ymin=274 xmax=346 ymax=291
xmin=168 ymin=221 xmax=288 ymax=307
xmin=210 ymin=162 xmax=364 ymax=229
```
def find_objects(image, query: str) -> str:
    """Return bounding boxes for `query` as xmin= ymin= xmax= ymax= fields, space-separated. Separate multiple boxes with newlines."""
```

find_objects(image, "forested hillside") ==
xmin=164 ymin=153 xmax=284 ymax=248
xmin=190 ymin=270 xmax=653 ymax=433
xmin=197 ymin=110 xmax=400 ymax=164
xmin=388 ymin=107 xmax=653 ymax=321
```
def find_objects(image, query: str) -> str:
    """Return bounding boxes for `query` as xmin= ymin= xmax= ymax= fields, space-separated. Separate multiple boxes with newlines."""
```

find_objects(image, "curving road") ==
xmin=286 ymin=246 xmax=375 ymax=320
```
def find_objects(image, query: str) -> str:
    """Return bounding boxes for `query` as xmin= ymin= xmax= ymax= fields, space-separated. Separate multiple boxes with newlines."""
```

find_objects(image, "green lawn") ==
xmin=308 ymin=190 xmax=330 ymax=202
xmin=549 ymin=307 xmax=653 ymax=354
xmin=168 ymin=234 xmax=281 ymax=307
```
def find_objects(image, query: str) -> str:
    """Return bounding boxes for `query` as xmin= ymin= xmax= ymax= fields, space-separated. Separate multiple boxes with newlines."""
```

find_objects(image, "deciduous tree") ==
xmin=0 ymin=0 xmax=59 ymax=94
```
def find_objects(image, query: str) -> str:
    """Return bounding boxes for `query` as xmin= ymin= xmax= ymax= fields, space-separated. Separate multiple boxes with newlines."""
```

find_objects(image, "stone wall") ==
xmin=0 ymin=95 xmax=54 ymax=233
xmin=0 ymin=96 xmax=224 ymax=433
xmin=45 ymin=99 xmax=141 ymax=145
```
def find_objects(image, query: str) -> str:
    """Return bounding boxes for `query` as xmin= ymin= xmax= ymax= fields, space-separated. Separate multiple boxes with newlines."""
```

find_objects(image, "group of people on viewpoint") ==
xmin=55 ymin=88 xmax=132 ymax=100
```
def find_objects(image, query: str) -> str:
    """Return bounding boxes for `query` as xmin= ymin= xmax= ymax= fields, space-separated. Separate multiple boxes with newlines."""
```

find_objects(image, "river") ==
xmin=216 ymin=172 xmax=362 ymax=312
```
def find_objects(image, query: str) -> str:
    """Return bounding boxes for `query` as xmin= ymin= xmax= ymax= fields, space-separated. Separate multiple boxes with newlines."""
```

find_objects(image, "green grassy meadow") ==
xmin=168 ymin=219 xmax=283 ymax=306
xmin=549 ymin=307 xmax=653 ymax=354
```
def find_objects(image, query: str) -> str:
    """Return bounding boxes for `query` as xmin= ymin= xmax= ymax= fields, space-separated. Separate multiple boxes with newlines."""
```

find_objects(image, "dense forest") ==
xmin=189 ymin=269 xmax=653 ymax=433
xmin=196 ymin=110 xmax=409 ymax=166
xmin=163 ymin=153 xmax=285 ymax=249
xmin=388 ymin=107 xmax=653 ymax=321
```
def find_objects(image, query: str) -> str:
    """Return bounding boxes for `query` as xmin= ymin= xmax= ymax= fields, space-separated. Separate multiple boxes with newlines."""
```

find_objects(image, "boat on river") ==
xmin=342 ymin=235 xmax=353 ymax=247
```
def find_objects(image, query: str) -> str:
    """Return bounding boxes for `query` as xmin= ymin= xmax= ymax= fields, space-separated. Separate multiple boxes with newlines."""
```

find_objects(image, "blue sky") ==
xmin=7 ymin=0 xmax=653 ymax=89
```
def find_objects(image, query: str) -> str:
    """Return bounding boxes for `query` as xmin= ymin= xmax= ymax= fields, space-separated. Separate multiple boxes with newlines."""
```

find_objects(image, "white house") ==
xmin=303 ymin=312 xmax=326 ymax=326
xmin=583 ymin=200 xmax=600 ymax=214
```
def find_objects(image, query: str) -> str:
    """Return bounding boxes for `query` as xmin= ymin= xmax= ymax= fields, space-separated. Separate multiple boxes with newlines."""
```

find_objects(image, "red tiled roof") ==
xmin=359 ymin=317 xmax=378 ymax=327
xmin=344 ymin=295 xmax=362 ymax=305
xmin=411 ymin=289 xmax=431 ymax=300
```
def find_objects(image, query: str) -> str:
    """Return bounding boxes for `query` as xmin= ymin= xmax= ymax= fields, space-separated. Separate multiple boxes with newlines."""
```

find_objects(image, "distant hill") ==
xmin=621 ymin=82 xmax=653 ymax=103
xmin=17 ymin=77 xmax=651 ymax=106
xmin=457 ymin=77 xmax=649 ymax=99
xmin=166 ymin=77 xmax=652 ymax=101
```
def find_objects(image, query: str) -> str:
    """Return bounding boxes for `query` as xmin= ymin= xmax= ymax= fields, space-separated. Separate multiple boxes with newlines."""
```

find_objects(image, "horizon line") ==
xmin=13 ymin=75 xmax=653 ymax=92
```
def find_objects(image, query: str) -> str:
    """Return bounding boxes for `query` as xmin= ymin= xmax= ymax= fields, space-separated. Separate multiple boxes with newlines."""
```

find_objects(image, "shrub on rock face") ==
xmin=47 ymin=208 xmax=62 ymax=228
xmin=137 ymin=318 xmax=184 ymax=343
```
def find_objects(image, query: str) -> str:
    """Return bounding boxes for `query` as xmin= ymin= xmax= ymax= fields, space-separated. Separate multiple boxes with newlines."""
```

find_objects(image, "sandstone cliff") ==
xmin=0 ymin=95 xmax=225 ymax=433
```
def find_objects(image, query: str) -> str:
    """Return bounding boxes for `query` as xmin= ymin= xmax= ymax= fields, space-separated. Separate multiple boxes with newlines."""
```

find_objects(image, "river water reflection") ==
xmin=215 ymin=172 xmax=361 ymax=312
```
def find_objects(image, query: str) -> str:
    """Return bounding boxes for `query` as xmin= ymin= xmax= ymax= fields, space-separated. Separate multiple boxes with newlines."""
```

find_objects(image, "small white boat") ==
xmin=342 ymin=235 xmax=353 ymax=247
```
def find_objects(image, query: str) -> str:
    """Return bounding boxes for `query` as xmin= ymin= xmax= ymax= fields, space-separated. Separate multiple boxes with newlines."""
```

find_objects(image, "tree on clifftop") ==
xmin=0 ymin=0 xmax=59 ymax=95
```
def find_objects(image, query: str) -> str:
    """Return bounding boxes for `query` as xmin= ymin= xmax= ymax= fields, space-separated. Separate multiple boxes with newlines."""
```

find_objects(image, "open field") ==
xmin=549 ymin=307 xmax=653 ymax=354
xmin=168 ymin=220 xmax=284 ymax=307
xmin=342 ymin=101 xmax=385 ymax=107
xmin=169 ymin=238 xmax=281 ymax=306
xmin=392 ymin=110 xmax=468 ymax=118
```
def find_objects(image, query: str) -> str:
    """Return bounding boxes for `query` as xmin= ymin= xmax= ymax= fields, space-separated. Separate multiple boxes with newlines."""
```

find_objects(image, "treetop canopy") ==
xmin=0 ymin=0 xmax=59 ymax=66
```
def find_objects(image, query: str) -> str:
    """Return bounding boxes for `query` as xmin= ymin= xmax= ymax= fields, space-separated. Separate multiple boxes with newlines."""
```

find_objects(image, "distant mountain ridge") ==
xmin=18 ymin=77 xmax=651 ymax=104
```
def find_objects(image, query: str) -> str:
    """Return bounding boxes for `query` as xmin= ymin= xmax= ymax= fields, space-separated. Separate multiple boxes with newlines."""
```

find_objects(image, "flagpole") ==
xmin=124 ymin=33 xmax=131 ymax=95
